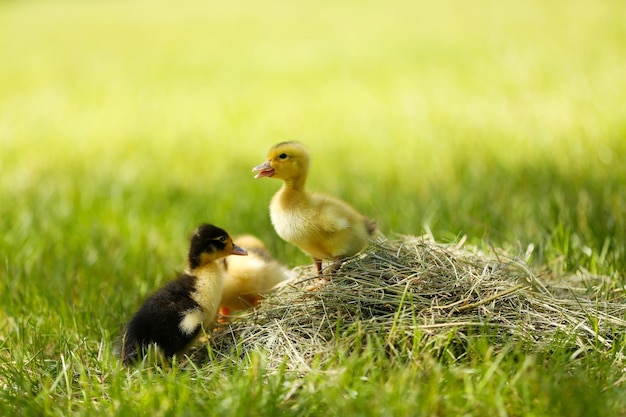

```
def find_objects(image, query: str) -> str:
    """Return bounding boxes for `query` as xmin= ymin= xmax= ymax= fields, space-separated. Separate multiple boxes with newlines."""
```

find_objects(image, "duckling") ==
xmin=120 ymin=224 xmax=247 ymax=365
xmin=219 ymin=234 xmax=293 ymax=317
xmin=252 ymin=141 xmax=377 ymax=276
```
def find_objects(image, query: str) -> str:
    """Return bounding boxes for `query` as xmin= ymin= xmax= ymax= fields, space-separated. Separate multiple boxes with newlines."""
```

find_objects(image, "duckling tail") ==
xmin=364 ymin=218 xmax=378 ymax=236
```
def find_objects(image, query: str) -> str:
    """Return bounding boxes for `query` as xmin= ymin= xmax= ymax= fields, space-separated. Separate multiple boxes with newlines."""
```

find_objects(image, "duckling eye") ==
xmin=219 ymin=236 xmax=227 ymax=242
xmin=278 ymin=153 xmax=288 ymax=160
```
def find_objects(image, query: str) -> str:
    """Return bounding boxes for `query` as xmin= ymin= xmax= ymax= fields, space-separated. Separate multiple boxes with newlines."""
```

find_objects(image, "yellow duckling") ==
xmin=219 ymin=234 xmax=293 ymax=317
xmin=120 ymin=224 xmax=247 ymax=365
xmin=252 ymin=141 xmax=377 ymax=276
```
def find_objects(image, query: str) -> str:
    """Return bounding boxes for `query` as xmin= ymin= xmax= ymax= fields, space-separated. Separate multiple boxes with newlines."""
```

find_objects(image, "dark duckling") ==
xmin=120 ymin=223 xmax=247 ymax=364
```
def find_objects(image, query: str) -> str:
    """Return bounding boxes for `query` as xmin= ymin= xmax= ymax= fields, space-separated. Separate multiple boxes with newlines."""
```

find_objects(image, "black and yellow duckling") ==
xmin=252 ymin=141 xmax=377 ymax=277
xmin=219 ymin=234 xmax=293 ymax=317
xmin=120 ymin=224 xmax=247 ymax=365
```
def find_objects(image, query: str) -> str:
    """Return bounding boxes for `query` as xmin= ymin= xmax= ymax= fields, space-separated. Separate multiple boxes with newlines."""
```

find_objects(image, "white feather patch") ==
xmin=178 ymin=309 xmax=204 ymax=336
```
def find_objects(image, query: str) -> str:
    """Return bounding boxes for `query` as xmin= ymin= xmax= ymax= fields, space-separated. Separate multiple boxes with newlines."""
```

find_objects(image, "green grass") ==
xmin=1 ymin=0 xmax=625 ymax=415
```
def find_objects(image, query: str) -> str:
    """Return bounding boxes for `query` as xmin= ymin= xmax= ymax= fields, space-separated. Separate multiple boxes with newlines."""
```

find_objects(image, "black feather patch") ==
xmin=121 ymin=273 xmax=200 ymax=364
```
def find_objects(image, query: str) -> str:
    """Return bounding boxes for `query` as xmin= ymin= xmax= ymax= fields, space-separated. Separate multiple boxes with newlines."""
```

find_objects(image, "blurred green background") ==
xmin=1 ymin=0 xmax=624 ymax=318
xmin=1 ymin=1 xmax=625 ymax=414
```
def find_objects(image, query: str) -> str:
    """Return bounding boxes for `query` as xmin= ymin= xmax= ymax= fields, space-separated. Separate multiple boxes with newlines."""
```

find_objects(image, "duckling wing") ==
xmin=312 ymin=193 xmax=361 ymax=233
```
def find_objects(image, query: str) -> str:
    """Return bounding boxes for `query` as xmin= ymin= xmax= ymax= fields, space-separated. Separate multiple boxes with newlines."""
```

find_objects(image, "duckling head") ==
xmin=188 ymin=224 xmax=247 ymax=270
xmin=252 ymin=141 xmax=310 ymax=183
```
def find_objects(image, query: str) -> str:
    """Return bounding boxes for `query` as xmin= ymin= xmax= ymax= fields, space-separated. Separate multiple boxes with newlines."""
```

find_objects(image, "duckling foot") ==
xmin=314 ymin=258 xmax=323 ymax=275
xmin=314 ymin=258 xmax=344 ymax=275
xmin=305 ymin=277 xmax=329 ymax=291
xmin=306 ymin=258 xmax=346 ymax=290
xmin=327 ymin=260 xmax=343 ymax=274
xmin=218 ymin=307 xmax=232 ymax=323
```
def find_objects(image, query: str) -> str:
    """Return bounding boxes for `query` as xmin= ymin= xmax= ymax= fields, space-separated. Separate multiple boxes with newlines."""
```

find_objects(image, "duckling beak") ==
xmin=252 ymin=160 xmax=275 ymax=179
xmin=230 ymin=244 xmax=248 ymax=256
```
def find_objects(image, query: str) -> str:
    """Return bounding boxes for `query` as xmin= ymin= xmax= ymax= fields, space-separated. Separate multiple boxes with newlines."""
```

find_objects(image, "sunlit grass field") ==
xmin=1 ymin=0 xmax=625 ymax=415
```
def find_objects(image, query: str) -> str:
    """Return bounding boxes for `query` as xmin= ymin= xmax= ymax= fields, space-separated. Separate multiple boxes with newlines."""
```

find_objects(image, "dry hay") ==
xmin=204 ymin=235 xmax=626 ymax=371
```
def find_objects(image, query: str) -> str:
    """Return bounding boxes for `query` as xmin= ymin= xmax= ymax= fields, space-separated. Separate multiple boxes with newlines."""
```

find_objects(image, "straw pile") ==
xmin=202 ymin=235 xmax=626 ymax=371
